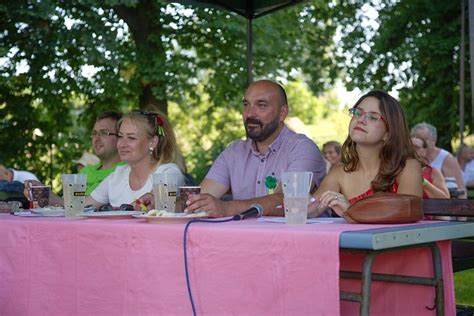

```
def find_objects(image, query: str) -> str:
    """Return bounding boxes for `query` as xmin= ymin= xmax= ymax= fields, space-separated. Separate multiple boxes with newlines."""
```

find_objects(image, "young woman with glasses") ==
xmin=309 ymin=90 xmax=423 ymax=217
xmin=86 ymin=110 xmax=184 ymax=208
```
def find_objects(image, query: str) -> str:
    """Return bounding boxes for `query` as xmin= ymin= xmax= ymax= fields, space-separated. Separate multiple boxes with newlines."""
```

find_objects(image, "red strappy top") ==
xmin=348 ymin=181 xmax=399 ymax=204
xmin=422 ymin=166 xmax=433 ymax=199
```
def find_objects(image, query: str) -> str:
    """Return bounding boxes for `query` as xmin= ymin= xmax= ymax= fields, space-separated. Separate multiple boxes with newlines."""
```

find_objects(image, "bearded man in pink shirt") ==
xmin=184 ymin=80 xmax=326 ymax=217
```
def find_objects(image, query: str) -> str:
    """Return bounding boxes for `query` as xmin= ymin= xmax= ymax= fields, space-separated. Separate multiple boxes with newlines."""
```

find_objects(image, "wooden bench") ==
xmin=423 ymin=199 xmax=474 ymax=272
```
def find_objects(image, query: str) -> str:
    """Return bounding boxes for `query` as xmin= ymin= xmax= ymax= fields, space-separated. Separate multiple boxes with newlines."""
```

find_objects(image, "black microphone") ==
xmin=232 ymin=204 xmax=264 ymax=221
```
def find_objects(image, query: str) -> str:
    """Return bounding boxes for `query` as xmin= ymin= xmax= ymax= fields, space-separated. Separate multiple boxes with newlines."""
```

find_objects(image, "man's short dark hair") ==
xmin=96 ymin=111 xmax=122 ymax=122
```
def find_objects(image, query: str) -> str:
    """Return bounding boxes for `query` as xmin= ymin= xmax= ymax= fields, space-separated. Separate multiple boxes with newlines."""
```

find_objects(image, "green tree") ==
xmin=0 ymin=0 xmax=344 ymax=184
xmin=337 ymin=0 xmax=472 ymax=150
xmin=285 ymin=80 xmax=332 ymax=124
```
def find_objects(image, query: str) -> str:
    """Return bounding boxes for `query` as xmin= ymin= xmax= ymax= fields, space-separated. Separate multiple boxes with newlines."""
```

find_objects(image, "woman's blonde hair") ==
xmin=119 ymin=110 xmax=178 ymax=167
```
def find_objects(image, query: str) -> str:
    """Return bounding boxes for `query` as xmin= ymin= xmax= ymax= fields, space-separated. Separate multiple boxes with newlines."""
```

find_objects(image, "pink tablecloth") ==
xmin=0 ymin=214 xmax=455 ymax=315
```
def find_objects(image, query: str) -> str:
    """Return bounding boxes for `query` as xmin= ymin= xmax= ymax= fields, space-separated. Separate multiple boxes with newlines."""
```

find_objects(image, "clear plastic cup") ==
xmin=281 ymin=172 xmax=313 ymax=225
xmin=152 ymin=173 xmax=182 ymax=212
xmin=62 ymin=174 xmax=87 ymax=217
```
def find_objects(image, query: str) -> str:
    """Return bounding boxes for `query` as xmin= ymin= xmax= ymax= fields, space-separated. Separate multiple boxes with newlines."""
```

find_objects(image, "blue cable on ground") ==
xmin=183 ymin=218 xmax=234 ymax=316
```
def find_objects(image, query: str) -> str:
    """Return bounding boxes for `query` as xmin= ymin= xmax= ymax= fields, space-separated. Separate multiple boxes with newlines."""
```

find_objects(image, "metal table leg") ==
xmin=340 ymin=242 xmax=444 ymax=316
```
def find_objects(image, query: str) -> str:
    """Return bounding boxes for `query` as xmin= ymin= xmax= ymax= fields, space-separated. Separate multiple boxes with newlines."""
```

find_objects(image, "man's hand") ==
xmin=185 ymin=193 xmax=226 ymax=217
xmin=135 ymin=192 xmax=154 ymax=211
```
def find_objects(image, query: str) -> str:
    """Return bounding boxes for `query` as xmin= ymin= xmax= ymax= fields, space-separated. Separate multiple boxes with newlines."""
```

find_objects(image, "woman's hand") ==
xmin=318 ymin=191 xmax=349 ymax=217
xmin=134 ymin=192 xmax=155 ymax=211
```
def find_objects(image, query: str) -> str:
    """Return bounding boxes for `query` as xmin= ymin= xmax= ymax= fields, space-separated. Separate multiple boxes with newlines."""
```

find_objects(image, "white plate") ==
xmin=79 ymin=210 xmax=143 ymax=219
xmin=133 ymin=212 xmax=208 ymax=224
xmin=13 ymin=211 xmax=42 ymax=217
xmin=30 ymin=207 xmax=65 ymax=217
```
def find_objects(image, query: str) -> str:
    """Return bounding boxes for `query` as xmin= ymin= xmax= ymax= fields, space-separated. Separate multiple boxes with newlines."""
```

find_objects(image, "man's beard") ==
xmin=244 ymin=116 xmax=280 ymax=142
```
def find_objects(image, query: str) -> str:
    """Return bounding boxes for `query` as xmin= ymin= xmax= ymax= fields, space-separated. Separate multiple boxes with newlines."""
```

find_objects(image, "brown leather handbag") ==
xmin=343 ymin=192 xmax=423 ymax=224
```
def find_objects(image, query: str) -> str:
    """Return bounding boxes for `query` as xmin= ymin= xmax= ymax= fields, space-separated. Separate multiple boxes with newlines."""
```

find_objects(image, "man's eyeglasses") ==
xmin=349 ymin=107 xmax=386 ymax=124
xmin=91 ymin=130 xmax=118 ymax=138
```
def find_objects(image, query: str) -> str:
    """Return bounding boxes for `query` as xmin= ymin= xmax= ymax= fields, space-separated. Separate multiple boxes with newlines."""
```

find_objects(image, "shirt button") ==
xmin=257 ymin=181 xmax=261 ymax=184
xmin=261 ymin=159 xmax=264 ymax=162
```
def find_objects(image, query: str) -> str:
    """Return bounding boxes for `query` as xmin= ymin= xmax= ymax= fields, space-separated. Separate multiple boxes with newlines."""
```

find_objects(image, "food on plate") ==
xmin=144 ymin=209 xmax=207 ymax=217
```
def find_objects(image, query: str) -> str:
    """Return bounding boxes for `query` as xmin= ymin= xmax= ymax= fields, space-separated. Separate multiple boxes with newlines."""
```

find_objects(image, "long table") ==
xmin=0 ymin=214 xmax=471 ymax=315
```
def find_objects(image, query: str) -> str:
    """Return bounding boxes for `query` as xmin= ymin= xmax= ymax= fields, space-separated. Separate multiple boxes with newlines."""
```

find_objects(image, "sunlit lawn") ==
xmin=455 ymin=268 xmax=474 ymax=305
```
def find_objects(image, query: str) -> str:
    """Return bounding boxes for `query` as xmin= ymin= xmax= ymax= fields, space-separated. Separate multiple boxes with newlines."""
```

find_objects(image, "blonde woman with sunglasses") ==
xmin=309 ymin=90 xmax=423 ymax=217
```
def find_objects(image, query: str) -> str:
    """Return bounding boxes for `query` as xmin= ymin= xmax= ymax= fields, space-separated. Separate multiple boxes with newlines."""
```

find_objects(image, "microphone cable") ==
xmin=183 ymin=217 xmax=234 ymax=316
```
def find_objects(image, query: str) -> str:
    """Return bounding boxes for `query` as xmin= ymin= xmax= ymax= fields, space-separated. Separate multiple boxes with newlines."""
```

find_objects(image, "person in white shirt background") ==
xmin=411 ymin=122 xmax=467 ymax=199
xmin=0 ymin=164 xmax=39 ymax=183
xmin=458 ymin=145 xmax=474 ymax=188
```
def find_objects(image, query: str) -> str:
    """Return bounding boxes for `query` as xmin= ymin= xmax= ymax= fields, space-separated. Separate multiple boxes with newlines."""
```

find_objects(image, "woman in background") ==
xmin=411 ymin=136 xmax=449 ymax=198
xmin=322 ymin=141 xmax=342 ymax=172
xmin=309 ymin=90 xmax=423 ymax=217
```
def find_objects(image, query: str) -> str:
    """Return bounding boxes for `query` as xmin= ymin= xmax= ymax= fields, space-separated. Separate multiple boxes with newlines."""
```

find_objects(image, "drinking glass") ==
xmin=153 ymin=173 xmax=181 ymax=212
xmin=62 ymin=174 xmax=87 ymax=217
xmin=281 ymin=172 xmax=313 ymax=225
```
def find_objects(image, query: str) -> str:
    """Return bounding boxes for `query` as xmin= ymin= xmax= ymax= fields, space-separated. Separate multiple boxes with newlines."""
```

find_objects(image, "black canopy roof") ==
xmin=167 ymin=0 xmax=308 ymax=84
xmin=170 ymin=0 xmax=305 ymax=19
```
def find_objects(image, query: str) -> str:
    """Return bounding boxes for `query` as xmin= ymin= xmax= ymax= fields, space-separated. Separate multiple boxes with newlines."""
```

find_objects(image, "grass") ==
xmin=455 ymin=268 xmax=474 ymax=305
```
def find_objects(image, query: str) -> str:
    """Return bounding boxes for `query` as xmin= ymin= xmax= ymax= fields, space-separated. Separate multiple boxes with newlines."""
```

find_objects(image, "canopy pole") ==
xmin=469 ymin=0 xmax=474 ymax=130
xmin=246 ymin=17 xmax=253 ymax=87
xmin=461 ymin=0 xmax=466 ymax=146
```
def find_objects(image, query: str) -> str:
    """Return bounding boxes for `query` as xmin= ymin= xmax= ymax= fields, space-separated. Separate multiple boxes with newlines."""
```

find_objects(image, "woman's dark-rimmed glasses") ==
xmin=348 ymin=107 xmax=386 ymax=124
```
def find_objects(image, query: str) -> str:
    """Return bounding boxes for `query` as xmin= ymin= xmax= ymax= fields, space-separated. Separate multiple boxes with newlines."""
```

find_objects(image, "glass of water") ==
xmin=281 ymin=172 xmax=313 ymax=225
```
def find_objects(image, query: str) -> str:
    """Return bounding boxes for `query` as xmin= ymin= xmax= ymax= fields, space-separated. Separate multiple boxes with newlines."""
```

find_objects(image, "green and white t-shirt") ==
xmin=80 ymin=161 xmax=126 ymax=196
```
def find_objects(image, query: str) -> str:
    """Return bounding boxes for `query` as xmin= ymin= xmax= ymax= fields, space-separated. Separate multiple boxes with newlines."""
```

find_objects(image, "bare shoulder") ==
xmin=316 ymin=164 xmax=344 ymax=194
xmin=397 ymin=158 xmax=422 ymax=181
xmin=397 ymin=159 xmax=423 ymax=196
xmin=328 ymin=163 xmax=345 ymax=178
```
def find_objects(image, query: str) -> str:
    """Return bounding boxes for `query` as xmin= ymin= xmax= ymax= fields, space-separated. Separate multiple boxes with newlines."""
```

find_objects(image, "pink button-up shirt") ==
xmin=206 ymin=126 xmax=326 ymax=200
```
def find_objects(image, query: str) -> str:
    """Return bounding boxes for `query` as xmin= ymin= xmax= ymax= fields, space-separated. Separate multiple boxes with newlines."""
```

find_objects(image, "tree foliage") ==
xmin=336 ymin=0 xmax=472 ymax=150
xmin=0 ymin=0 xmax=343 ymax=185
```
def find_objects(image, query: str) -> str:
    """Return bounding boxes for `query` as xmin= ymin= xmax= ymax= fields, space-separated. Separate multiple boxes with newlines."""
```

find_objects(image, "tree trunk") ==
xmin=113 ymin=0 xmax=168 ymax=115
